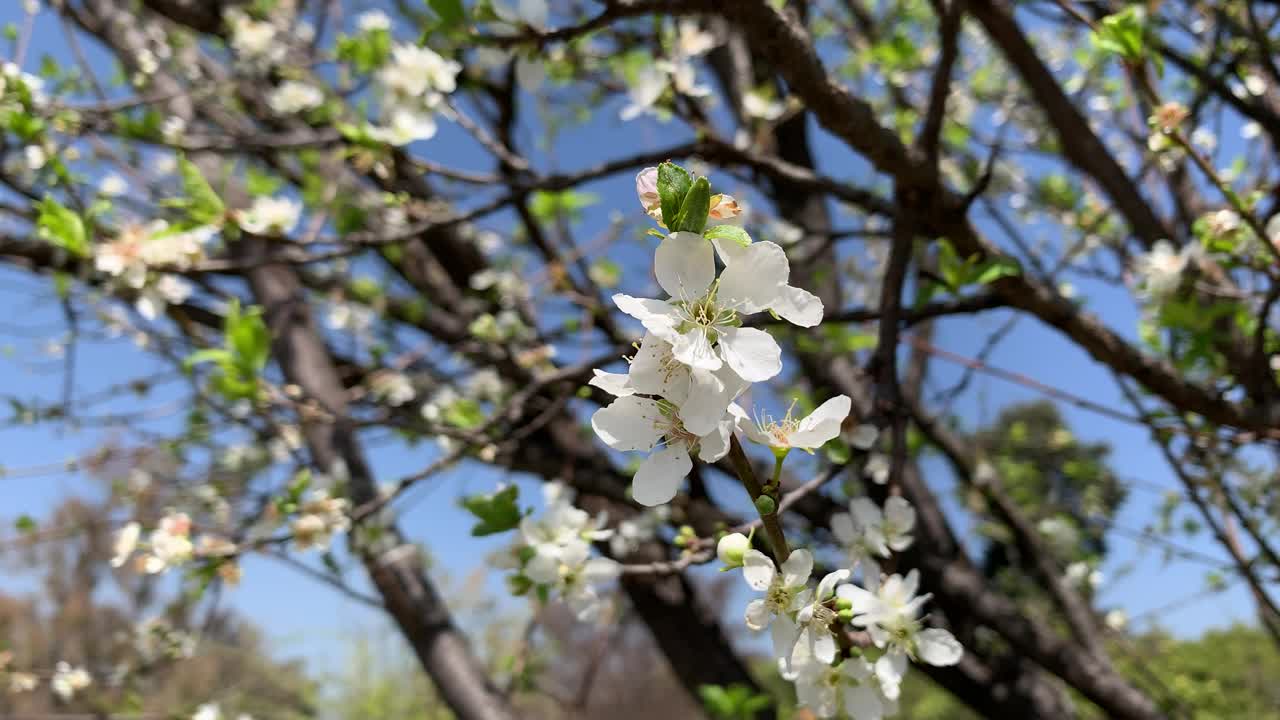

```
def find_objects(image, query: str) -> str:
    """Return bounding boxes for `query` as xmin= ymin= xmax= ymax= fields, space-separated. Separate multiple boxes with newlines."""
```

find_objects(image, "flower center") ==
xmin=673 ymin=288 xmax=739 ymax=340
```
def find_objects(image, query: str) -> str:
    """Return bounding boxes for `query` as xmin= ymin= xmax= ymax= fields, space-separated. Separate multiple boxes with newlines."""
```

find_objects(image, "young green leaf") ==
xmin=35 ymin=197 xmax=89 ymax=258
xmin=461 ymin=485 xmax=523 ymax=536
xmin=704 ymin=224 xmax=752 ymax=248
xmin=657 ymin=162 xmax=692 ymax=229
xmin=672 ymin=176 xmax=711 ymax=233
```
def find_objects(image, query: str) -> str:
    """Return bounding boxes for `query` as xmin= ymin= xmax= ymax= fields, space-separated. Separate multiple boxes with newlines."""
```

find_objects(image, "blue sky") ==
xmin=0 ymin=1 xmax=1263 ymax=682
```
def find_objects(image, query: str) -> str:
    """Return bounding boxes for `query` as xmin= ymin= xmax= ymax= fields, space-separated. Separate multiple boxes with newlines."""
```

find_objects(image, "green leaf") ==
xmin=1091 ymin=6 xmax=1148 ymax=63
xmin=176 ymin=156 xmax=225 ymax=225
xmin=36 ymin=197 xmax=89 ymax=258
xmin=703 ymin=224 xmax=752 ymax=248
xmin=973 ymin=256 xmax=1021 ymax=285
xmin=225 ymin=302 xmax=271 ymax=373
xmin=182 ymin=348 xmax=232 ymax=372
xmin=14 ymin=515 xmax=36 ymax=533
xmin=427 ymin=0 xmax=466 ymax=26
xmin=460 ymin=485 xmax=522 ymax=536
xmin=443 ymin=398 xmax=486 ymax=429
xmin=245 ymin=166 xmax=283 ymax=196
xmin=656 ymin=162 xmax=692 ymax=229
xmin=671 ymin=176 xmax=710 ymax=233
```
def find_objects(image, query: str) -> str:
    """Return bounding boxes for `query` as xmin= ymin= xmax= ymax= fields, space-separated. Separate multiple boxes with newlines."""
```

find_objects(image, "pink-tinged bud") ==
xmin=635 ymin=167 xmax=663 ymax=223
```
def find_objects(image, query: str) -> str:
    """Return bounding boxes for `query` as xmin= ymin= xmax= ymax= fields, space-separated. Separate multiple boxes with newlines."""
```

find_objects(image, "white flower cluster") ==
xmin=290 ymin=489 xmax=352 ymax=551
xmin=368 ymin=42 xmax=461 ymax=146
xmin=94 ymin=221 xmax=212 ymax=320
xmin=1 ymin=657 xmax=89 ymax=700
xmin=718 ymin=539 xmax=961 ymax=719
xmin=111 ymin=512 xmax=241 ymax=581
xmin=224 ymin=8 xmax=287 ymax=70
xmin=489 ymin=483 xmax=621 ymax=622
xmin=620 ymin=21 xmax=717 ymax=121
xmin=584 ymin=159 xmax=962 ymax=717
xmin=590 ymin=164 xmax=827 ymax=506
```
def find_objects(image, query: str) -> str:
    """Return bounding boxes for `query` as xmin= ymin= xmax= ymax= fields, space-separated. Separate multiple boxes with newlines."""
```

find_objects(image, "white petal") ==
xmin=588 ymin=369 xmax=634 ymax=397
xmin=771 ymin=615 xmax=801 ymax=666
xmin=581 ymin=557 xmax=623 ymax=584
xmin=655 ymin=231 xmax=714 ymax=299
xmin=809 ymin=627 xmax=838 ymax=664
xmin=629 ymin=332 xmax=687 ymax=400
xmin=836 ymin=582 xmax=874 ymax=610
xmin=718 ymin=241 xmax=788 ymax=312
xmin=672 ymin=327 xmax=722 ymax=372
xmin=613 ymin=294 xmax=679 ymax=341
xmin=744 ymin=597 xmax=772 ymax=630
xmin=717 ymin=326 xmax=781 ymax=382
xmin=780 ymin=548 xmax=814 ymax=588
xmin=696 ymin=418 xmax=732 ymax=462
xmin=816 ymin=569 xmax=850 ymax=599
xmin=788 ymin=395 xmax=851 ymax=449
xmin=772 ymin=284 xmax=824 ymax=327
xmin=916 ymin=628 xmax=963 ymax=666
xmin=632 ymin=442 xmax=691 ymax=506
xmin=875 ymin=651 xmax=908 ymax=701
xmin=711 ymin=235 xmax=751 ymax=265
xmin=741 ymin=549 xmax=776 ymax=590
xmin=829 ymin=512 xmax=856 ymax=545
xmin=591 ymin=396 xmax=663 ymax=451
xmin=842 ymin=685 xmax=885 ymax=720
xmin=850 ymin=423 xmax=878 ymax=449
xmin=850 ymin=497 xmax=883 ymax=529
xmin=678 ymin=367 xmax=727 ymax=436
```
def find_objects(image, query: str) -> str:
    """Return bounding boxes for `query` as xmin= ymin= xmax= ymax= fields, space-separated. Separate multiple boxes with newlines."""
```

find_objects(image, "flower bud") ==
xmin=835 ymin=596 xmax=854 ymax=611
xmin=837 ymin=608 xmax=854 ymax=623
xmin=754 ymin=495 xmax=776 ymax=516
xmin=717 ymin=532 xmax=751 ymax=567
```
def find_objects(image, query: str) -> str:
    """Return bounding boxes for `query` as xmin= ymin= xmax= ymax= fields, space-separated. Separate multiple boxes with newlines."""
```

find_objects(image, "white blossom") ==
xmin=741 ymin=548 xmax=814 ymax=665
xmin=743 ymin=90 xmax=785 ymax=121
xmin=838 ymin=571 xmax=963 ymax=700
xmin=356 ymin=9 xmax=391 ymax=32
xmin=591 ymin=395 xmax=734 ymax=505
xmin=267 ymin=80 xmax=324 ymax=115
xmin=830 ymin=496 xmax=915 ymax=576
xmin=111 ymin=521 xmax=142 ymax=568
xmin=234 ymin=196 xmax=301 ymax=236
xmin=224 ymin=9 xmax=285 ymax=68
xmin=734 ymin=395 xmax=851 ymax=453
xmin=50 ymin=662 xmax=91 ymax=701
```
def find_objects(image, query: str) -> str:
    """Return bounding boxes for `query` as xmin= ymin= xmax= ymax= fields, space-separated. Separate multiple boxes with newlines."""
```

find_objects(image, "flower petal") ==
xmin=630 ymin=332 xmax=688 ymax=400
xmin=632 ymin=441 xmax=692 ymax=506
xmin=772 ymin=284 xmax=824 ymax=327
xmin=717 ymin=326 xmax=781 ymax=382
xmin=809 ymin=627 xmax=838 ymax=664
xmin=875 ymin=651 xmax=908 ymax=701
xmin=588 ymin=369 xmax=634 ymax=397
xmin=741 ymin=549 xmax=775 ymax=590
xmin=672 ymin=327 xmax=723 ymax=372
xmin=744 ymin=597 xmax=772 ymax=630
xmin=613 ymin=294 xmax=679 ymax=341
xmin=842 ymin=685 xmax=885 ymax=720
xmin=655 ymin=231 xmax=714 ymax=299
xmin=696 ymin=418 xmax=732 ymax=462
xmin=788 ymin=395 xmax=851 ymax=449
xmin=916 ymin=628 xmax=963 ymax=666
xmin=780 ymin=548 xmax=814 ymax=588
xmin=718 ymin=241 xmax=788 ymax=312
xmin=816 ymin=568 xmax=850 ymax=600
xmin=677 ymin=367 xmax=727 ymax=436
xmin=591 ymin=396 xmax=663 ymax=451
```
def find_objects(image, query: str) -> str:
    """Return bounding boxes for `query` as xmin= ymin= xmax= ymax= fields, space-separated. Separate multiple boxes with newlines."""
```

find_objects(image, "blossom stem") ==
xmin=767 ymin=453 xmax=786 ymax=494
xmin=727 ymin=434 xmax=790 ymax=560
